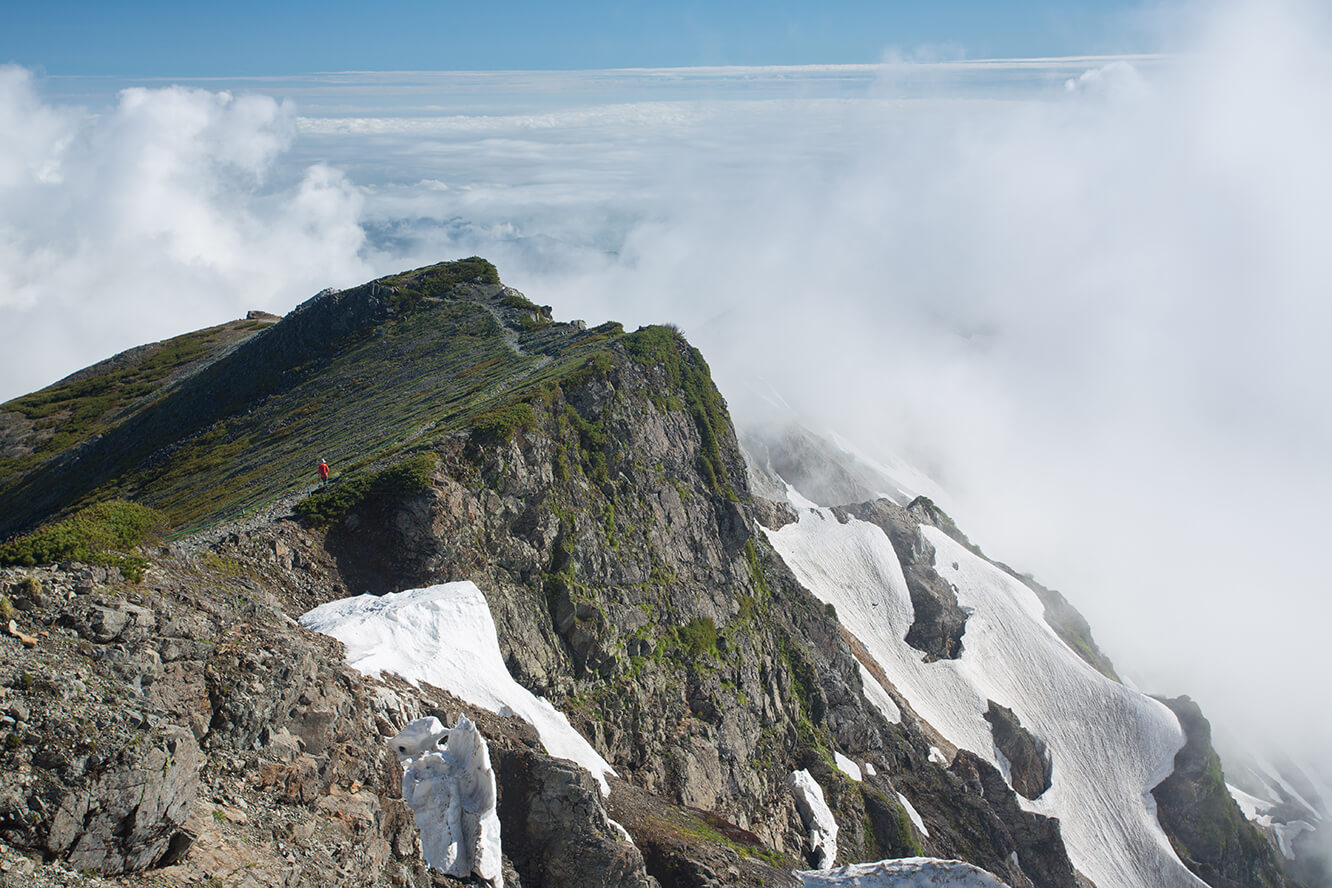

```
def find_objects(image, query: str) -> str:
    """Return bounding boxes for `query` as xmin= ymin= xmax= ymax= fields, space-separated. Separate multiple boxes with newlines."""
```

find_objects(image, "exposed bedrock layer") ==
xmin=984 ymin=700 xmax=1053 ymax=802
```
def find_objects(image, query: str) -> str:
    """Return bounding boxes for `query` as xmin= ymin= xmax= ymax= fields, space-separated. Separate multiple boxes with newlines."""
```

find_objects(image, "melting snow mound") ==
xmin=798 ymin=857 xmax=1011 ymax=887
xmin=835 ymin=751 xmax=863 ymax=782
xmin=391 ymin=715 xmax=503 ymax=884
xmin=300 ymin=582 xmax=615 ymax=793
xmin=789 ymin=769 xmax=839 ymax=869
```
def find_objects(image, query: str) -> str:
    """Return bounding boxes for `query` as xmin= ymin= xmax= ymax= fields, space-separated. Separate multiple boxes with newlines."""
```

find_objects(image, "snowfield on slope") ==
xmin=764 ymin=503 xmax=1205 ymax=888
xmin=300 ymin=582 xmax=615 ymax=793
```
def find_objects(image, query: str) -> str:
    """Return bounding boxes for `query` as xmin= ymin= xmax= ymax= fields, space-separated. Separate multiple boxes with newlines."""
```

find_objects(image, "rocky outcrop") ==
xmin=0 ymin=581 xmax=203 ymax=875
xmin=904 ymin=495 xmax=984 ymax=555
xmin=30 ymin=724 xmax=200 ymax=875
xmin=949 ymin=751 xmax=1078 ymax=888
xmin=984 ymin=701 xmax=1052 ymax=801
xmin=0 ymin=560 xmax=436 ymax=886
xmin=498 ymin=751 xmax=651 ymax=888
xmin=1152 ymin=696 xmax=1291 ymax=888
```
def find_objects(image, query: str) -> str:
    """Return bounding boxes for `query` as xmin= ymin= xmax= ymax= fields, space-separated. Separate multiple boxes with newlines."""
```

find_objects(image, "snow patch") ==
xmin=1272 ymin=820 xmax=1316 ymax=860
xmin=864 ymin=762 xmax=877 ymax=777
xmin=897 ymin=791 xmax=929 ymax=837
xmin=929 ymin=747 xmax=949 ymax=766
xmin=798 ymin=857 xmax=1011 ymax=887
xmin=993 ymin=746 xmax=1014 ymax=789
xmin=835 ymin=751 xmax=863 ymax=782
xmin=300 ymin=582 xmax=616 ymax=794
xmin=857 ymin=663 xmax=902 ymax=724
xmin=1228 ymin=783 xmax=1275 ymax=823
xmin=608 ymin=818 xmax=634 ymax=845
xmin=1253 ymin=755 xmax=1324 ymax=821
xmin=789 ymin=769 xmax=839 ymax=868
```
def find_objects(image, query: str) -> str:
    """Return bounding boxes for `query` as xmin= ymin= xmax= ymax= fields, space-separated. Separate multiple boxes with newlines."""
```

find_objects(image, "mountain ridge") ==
xmin=0 ymin=259 xmax=1307 ymax=888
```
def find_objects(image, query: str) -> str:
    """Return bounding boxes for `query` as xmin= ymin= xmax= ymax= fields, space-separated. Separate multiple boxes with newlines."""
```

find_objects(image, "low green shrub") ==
xmin=379 ymin=257 xmax=500 ymax=304
xmin=560 ymin=351 xmax=615 ymax=389
xmin=678 ymin=617 xmax=719 ymax=659
xmin=294 ymin=453 xmax=436 ymax=528
xmin=0 ymin=501 xmax=167 ymax=581
xmin=469 ymin=402 xmax=536 ymax=443
xmin=561 ymin=404 xmax=610 ymax=483
xmin=500 ymin=290 xmax=540 ymax=311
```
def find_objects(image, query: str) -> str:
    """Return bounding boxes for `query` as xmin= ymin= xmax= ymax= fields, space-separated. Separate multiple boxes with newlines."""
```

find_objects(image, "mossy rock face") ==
xmin=605 ymin=780 xmax=799 ymax=886
xmin=622 ymin=325 xmax=737 ymax=501
xmin=1152 ymin=696 xmax=1293 ymax=888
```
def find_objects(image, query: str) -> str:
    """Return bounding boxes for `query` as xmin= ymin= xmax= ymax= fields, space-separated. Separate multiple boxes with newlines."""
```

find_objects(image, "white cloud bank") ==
xmin=3 ymin=0 xmax=1330 ymax=784
xmin=0 ymin=66 xmax=372 ymax=400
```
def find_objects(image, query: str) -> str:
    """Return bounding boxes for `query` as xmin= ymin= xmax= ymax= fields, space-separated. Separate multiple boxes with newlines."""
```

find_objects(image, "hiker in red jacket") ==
xmin=318 ymin=458 xmax=330 ymax=483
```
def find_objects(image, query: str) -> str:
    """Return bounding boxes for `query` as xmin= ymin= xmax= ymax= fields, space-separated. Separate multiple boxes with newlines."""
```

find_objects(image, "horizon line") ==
xmin=36 ymin=54 xmax=1169 ymax=83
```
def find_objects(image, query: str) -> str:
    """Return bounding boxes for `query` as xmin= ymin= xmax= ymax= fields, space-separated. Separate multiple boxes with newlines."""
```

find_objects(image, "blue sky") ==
xmin=4 ymin=0 xmax=1145 ymax=75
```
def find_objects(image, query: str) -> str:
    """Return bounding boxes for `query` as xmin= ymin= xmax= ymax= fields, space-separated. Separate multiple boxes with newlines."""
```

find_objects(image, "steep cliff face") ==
xmin=303 ymin=320 xmax=1071 ymax=885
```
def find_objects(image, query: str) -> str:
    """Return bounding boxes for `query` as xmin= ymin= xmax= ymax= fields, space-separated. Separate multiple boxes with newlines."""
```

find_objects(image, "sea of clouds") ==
xmin=2 ymin=0 xmax=1330 ymax=789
